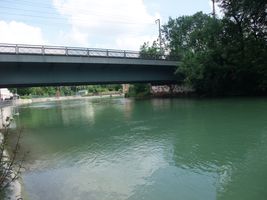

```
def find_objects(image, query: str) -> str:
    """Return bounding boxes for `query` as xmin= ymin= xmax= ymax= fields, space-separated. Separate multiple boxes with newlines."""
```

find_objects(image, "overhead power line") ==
xmin=1 ymin=0 xmax=153 ymax=20
xmin=1 ymin=3 xmax=133 ymax=20
xmin=0 ymin=11 xmax=155 ymax=26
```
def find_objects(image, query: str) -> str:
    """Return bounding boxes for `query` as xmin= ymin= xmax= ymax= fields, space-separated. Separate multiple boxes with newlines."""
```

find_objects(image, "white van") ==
xmin=0 ymin=88 xmax=13 ymax=101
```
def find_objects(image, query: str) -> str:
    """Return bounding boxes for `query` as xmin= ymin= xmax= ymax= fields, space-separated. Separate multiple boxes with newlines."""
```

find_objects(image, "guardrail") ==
xmin=0 ymin=43 xmax=169 ymax=60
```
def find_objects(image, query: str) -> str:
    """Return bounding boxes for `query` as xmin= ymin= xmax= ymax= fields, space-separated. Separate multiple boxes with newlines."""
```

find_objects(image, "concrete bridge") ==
xmin=0 ymin=43 xmax=180 ymax=87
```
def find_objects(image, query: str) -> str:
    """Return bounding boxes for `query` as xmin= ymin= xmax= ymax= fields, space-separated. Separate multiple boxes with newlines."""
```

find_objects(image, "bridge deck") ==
xmin=0 ymin=44 xmax=180 ymax=87
xmin=0 ymin=43 xmax=175 ymax=60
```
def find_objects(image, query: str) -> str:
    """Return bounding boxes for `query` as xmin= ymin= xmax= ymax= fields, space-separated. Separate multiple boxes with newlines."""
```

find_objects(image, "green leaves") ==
xmin=154 ymin=1 xmax=267 ymax=96
xmin=139 ymin=41 xmax=162 ymax=59
xmin=163 ymin=12 xmax=221 ymax=57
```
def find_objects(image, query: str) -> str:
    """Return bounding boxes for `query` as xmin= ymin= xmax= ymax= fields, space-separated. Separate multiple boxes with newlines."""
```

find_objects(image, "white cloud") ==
xmin=0 ymin=21 xmax=45 ymax=44
xmin=53 ymin=0 xmax=160 ymax=50
xmin=58 ymin=27 xmax=90 ymax=47
xmin=116 ymin=35 xmax=156 ymax=50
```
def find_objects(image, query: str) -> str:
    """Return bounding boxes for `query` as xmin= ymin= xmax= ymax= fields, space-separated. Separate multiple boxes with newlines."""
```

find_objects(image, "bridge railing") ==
xmin=0 ymin=43 xmax=167 ymax=60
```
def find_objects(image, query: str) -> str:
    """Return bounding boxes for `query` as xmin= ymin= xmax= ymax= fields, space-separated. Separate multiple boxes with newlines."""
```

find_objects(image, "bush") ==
xmin=0 ymin=117 xmax=25 ymax=198
xmin=125 ymin=84 xmax=151 ymax=98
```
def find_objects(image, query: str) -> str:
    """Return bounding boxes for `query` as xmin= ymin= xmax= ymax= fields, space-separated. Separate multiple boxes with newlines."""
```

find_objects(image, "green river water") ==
xmin=13 ymin=97 xmax=267 ymax=200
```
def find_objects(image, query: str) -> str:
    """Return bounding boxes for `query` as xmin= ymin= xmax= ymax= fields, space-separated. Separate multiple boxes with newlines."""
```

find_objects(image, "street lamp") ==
xmin=155 ymin=19 xmax=163 ymax=55
xmin=211 ymin=0 xmax=216 ymax=18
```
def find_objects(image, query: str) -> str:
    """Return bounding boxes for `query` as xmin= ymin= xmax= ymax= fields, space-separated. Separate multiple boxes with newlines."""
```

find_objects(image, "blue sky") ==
xmin=0 ymin=0 xmax=215 ymax=50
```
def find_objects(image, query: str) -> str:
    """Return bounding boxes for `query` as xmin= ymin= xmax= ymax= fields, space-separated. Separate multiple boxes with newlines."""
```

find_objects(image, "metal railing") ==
xmin=0 ymin=43 xmax=168 ymax=60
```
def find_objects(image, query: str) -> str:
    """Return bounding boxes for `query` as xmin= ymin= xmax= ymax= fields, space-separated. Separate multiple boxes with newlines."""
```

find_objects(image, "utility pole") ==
xmin=212 ymin=0 xmax=216 ymax=18
xmin=155 ymin=19 xmax=163 ymax=55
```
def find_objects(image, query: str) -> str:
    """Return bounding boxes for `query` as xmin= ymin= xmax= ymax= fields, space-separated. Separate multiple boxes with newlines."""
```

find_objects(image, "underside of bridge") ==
xmin=0 ymin=54 xmax=179 ymax=87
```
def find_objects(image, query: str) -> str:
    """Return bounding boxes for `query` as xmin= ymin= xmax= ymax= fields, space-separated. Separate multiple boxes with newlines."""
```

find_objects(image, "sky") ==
xmin=0 ymin=0 xmax=217 ymax=50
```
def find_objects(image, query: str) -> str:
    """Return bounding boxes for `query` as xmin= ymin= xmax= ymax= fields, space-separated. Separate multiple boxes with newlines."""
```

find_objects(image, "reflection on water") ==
xmin=15 ymin=98 xmax=267 ymax=200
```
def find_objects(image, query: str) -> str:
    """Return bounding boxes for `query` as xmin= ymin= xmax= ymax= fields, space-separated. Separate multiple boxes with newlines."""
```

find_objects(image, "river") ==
xmin=12 ymin=97 xmax=267 ymax=200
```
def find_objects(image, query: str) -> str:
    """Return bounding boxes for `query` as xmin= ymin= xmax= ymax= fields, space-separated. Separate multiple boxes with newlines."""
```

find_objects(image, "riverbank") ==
xmin=125 ymin=84 xmax=196 ymax=98
xmin=0 ymin=116 xmax=22 ymax=200
xmin=0 ymin=133 xmax=22 ymax=200
xmin=15 ymin=93 xmax=124 ymax=106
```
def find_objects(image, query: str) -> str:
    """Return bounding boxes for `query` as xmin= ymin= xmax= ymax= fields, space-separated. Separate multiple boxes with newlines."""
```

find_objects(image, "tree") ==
xmin=156 ymin=4 xmax=267 ymax=96
xmin=162 ymin=12 xmax=229 ymax=95
xmin=162 ymin=12 xmax=221 ymax=60
xmin=139 ymin=41 xmax=162 ymax=59
xmin=217 ymin=0 xmax=267 ymax=94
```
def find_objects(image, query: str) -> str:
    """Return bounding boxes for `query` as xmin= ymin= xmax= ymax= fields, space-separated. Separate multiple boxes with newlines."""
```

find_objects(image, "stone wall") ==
xmin=150 ymin=84 xmax=194 ymax=96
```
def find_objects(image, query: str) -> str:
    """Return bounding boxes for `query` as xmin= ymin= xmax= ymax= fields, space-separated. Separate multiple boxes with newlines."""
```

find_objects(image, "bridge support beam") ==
xmin=0 ymin=54 xmax=179 ymax=87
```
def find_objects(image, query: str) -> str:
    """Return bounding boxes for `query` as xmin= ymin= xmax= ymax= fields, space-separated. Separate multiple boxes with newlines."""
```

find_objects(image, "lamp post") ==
xmin=155 ymin=19 xmax=163 ymax=55
xmin=212 ymin=0 xmax=216 ymax=18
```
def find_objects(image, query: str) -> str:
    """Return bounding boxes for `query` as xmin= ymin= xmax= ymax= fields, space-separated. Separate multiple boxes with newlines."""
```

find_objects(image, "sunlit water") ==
xmin=13 ymin=97 xmax=267 ymax=200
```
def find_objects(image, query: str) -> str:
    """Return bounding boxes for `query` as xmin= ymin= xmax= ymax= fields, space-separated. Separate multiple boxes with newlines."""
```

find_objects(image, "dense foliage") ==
xmin=140 ymin=41 xmax=162 ymax=59
xmin=142 ymin=0 xmax=267 ymax=96
xmin=125 ymin=83 xmax=151 ymax=98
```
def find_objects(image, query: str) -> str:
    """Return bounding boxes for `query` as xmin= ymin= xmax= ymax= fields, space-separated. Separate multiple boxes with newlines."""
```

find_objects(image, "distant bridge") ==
xmin=0 ymin=43 xmax=180 ymax=87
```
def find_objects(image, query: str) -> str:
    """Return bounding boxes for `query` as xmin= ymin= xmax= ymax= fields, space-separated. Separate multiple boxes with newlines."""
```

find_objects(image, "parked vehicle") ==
xmin=76 ymin=90 xmax=88 ymax=96
xmin=0 ymin=88 xmax=13 ymax=101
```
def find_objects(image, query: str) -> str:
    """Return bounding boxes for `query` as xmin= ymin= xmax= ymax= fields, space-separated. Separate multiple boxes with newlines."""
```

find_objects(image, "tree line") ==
xmin=10 ymin=85 xmax=122 ymax=97
xmin=141 ymin=0 xmax=266 ymax=96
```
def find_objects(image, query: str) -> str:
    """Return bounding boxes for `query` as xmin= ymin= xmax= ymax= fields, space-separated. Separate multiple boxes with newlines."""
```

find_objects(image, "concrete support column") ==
xmin=122 ymin=84 xmax=129 ymax=94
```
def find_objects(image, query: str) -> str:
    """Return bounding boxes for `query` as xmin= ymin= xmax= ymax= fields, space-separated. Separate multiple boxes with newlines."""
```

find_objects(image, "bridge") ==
xmin=0 ymin=43 xmax=180 ymax=87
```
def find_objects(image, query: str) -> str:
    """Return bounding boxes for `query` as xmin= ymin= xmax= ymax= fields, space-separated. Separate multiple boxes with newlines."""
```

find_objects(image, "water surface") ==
xmin=15 ymin=98 xmax=267 ymax=200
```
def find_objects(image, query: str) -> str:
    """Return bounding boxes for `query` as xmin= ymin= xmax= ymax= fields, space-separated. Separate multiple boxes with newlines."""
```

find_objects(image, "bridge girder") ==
xmin=0 ymin=54 xmax=180 ymax=87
